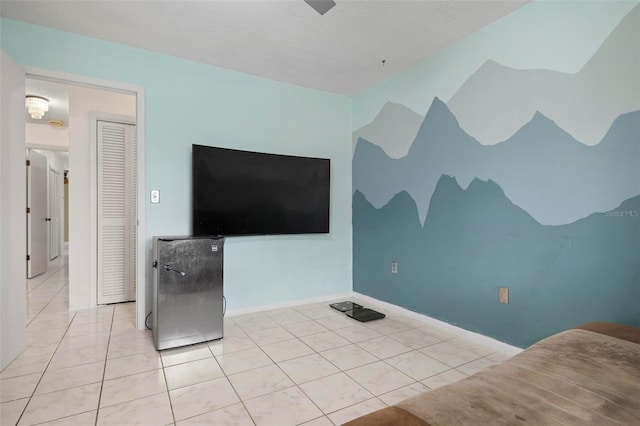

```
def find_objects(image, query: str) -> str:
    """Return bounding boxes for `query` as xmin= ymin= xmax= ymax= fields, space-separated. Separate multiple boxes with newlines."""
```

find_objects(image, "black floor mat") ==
xmin=329 ymin=301 xmax=363 ymax=312
xmin=345 ymin=307 xmax=385 ymax=322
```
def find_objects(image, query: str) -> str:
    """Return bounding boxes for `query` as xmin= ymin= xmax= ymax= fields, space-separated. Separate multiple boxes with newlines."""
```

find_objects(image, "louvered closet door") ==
xmin=98 ymin=120 xmax=136 ymax=304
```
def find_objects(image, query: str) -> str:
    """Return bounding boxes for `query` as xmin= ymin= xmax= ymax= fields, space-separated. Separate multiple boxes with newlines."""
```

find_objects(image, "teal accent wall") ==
xmin=1 ymin=18 xmax=353 ymax=312
xmin=353 ymin=3 xmax=640 ymax=347
xmin=354 ymin=181 xmax=639 ymax=348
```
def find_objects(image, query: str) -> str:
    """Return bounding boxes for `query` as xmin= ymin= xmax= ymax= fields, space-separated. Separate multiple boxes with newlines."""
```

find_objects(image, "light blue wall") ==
xmin=1 ymin=18 xmax=353 ymax=312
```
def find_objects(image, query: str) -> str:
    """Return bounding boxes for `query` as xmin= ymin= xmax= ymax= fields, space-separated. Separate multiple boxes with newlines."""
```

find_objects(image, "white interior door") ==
xmin=97 ymin=120 xmax=136 ymax=304
xmin=1 ymin=49 xmax=27 ymax=370
xmin=49 ymin=167 xmax=61 ymax=260
xmin=27 ymin=150 xmax=48 ymax=278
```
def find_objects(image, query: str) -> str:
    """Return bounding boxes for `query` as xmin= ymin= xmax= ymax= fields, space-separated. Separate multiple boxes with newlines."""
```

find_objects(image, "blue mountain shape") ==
xmin=426 ymin=176 xmax=541 ymax=237
xmin=353 ymin=176 xmax=640 ymax=348
xmin=352 ymin=102 xmax=424 ymax=159
xmin=352 ymin=137 xmax=404 ymax=209
xmin=353 ymin=96 xmax=640 ymax=226
xmin=594 ymin=110 xmax=640 ymax=154
xmin=408 ymin=97 xmax=479 ymax=157
xmin=353 ymin=135 xmax=390 ymax=162
xmin=353 ymin=189 xmax=421 ymax=235
xmin=498 ymin=111 xmax=583 ymax=149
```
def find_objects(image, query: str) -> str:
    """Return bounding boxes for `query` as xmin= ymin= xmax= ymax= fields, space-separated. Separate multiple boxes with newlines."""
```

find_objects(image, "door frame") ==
xmin=48 ymin=165 xmax=61 ymax=261
xmin=91 ymin=114 xmax=136 ymax=306
xmin=25 ymin=66 xmax=147 ymax=330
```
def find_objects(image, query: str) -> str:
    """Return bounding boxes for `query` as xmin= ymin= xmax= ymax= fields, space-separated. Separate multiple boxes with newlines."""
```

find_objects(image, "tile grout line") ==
xmin=10 ymin=272 xmax=519 ymax=426
xmin=160 ymin=347 xmax=178 ymax=425
xmin=94 ymin=306 xmax=116 ymax=426
xmin=243 ymin=332 xmax=327 ymax=424
xmin=269 ymin=336 xmax=390 ymax=424
xmin=221 ymin=323 xmax=265 ymax=425
xmin=321 ymin=396 xmax=387 ymax=425
xmin=26 ymin=263 xmax=65 ymax=295
xmin=190 ymin=307 xmax=497 ymax=424
xmin=28 ymin=410 xmax=95 ymax=426
xmin=25 ymin=271 xmax=69 ymax=328
xmin=156 ymin=331 xmax=243 ymax=424
xmin=235 ymin=314 xmax=365 ymax=419
xmin=14 ymin=294 xmax=78 ymax=426
xmin=233 ymin=316 xmax=387 ymax=425
xmin=269 ymin=316 xmax=462 ymax=422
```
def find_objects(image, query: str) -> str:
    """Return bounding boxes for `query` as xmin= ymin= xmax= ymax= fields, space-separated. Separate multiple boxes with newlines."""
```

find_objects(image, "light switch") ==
xmin=151 ymin=190 xmax=160 ymax=204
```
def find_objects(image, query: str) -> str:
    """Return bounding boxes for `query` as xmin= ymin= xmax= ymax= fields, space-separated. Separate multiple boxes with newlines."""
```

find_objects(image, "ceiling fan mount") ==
xmin=304 ymin=0 xmax=336 ymax=16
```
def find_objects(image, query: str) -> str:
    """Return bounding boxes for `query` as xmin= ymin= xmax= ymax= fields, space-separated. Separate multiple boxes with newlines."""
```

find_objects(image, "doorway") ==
xmin=23 ymin=71 xmax=146 ymax=330
xmin=25 ymin=148 xmax=66 ymax=277
xmin=26 ymin=149 xmax=48 ymax=278
xmin=25 ymin=80 xmax=138 ymax=305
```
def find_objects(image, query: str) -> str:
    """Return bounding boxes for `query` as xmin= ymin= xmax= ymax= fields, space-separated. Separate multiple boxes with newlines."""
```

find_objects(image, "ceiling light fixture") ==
xmin=25 ymin=95 xmax=49 ymax=119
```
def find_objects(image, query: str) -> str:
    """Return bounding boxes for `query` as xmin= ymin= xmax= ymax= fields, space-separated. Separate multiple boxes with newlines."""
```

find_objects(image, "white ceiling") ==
xmin=1 ymin=0 xmax=527 ymax=96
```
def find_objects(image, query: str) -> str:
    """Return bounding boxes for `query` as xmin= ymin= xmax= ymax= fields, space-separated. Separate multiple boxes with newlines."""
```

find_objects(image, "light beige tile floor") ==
xmin=0 ymin=254 xmax=515 ymax=425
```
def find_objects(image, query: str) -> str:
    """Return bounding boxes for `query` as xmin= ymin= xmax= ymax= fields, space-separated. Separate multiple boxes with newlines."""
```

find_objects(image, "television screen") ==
xmin=192 ymin=144 xmax=330 ymax=236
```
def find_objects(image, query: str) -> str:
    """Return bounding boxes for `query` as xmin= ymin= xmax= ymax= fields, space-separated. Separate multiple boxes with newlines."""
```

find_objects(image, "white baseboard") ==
xmin=225 ymin=292 xmax=353 ymax=318
xmin=352 ymin=292 xmax=523 ymax=356
xmin=226 ymin=290 xmax=522 ymax=355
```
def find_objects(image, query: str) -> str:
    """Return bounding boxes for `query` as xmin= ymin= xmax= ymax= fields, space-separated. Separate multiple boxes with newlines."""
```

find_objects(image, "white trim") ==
xmin=226 ymin=290 xmax=522 ymax=355
xmin=92 ymin=114 xmax=136 ymax=125
xmin=48 ymin=166 xmax=61 ymax=261
xmin=225 ymin=292 xmax=353 ymax=318
xmin=352 ymin=292 xmax=523 ymax=355
xmin=135 ymin=91 xmax=146 ymax=331
xmin=26 ymin=143 xmax=68 ymax=152
xmin=89 ymin=115 xmax=96 ymax=308
xmin=25 ymin=67 xmax=142 ymax=96
xmin=25 ymin=66 xmax=147 ymax=331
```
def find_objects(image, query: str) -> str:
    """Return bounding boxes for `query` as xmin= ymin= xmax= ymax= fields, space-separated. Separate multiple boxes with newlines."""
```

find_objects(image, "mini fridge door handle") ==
xmin=163 ymin=264 xmax=186 ymax=276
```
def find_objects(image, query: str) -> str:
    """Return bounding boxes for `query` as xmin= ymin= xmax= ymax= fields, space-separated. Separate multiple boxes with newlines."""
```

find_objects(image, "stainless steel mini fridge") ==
xmin=152 ymin=236 xmax=224 ymax=350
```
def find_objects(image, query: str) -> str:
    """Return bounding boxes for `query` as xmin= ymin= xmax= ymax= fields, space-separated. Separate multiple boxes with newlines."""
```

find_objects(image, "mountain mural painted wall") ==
xmin=354 ymin=98 xmax=639 ymax=226
xmin=354 ymin=178 xmax=639 ymax=348
xmin=352 ymin=4 xmax=640 ymax=347
xmin=448 ymin=6 xmax=640 ymax=147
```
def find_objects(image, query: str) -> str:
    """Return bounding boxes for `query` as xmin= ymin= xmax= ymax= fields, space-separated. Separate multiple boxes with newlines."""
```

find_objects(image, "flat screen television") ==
xmin=192 ymin=144 xmax=330 ymax=236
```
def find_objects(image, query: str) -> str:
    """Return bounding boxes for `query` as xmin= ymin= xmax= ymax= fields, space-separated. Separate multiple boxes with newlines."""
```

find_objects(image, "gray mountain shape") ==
xmin=352 ymin=97 xmax=640 ymax=225
xmin=447 ymin=5 xmax=640 ymax=146
xmin=352 ymin=102 xmax=424 ymax=159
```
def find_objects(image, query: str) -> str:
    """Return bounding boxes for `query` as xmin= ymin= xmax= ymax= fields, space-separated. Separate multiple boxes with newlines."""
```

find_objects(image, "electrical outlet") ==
xmin=151 ymin=190 xmax=160 ymax=204
xmin=498 ymin=287 xmax=509 ymax=304
xmin=391 ymin=261 xmax=398 ymax=274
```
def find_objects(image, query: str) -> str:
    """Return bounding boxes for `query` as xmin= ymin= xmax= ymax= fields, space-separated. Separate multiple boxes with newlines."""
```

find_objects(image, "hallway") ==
xmin=1 ymin=249 xmax=140 ymax=425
